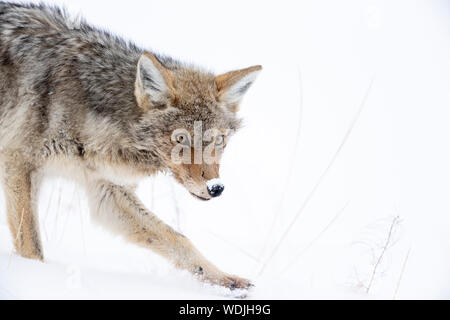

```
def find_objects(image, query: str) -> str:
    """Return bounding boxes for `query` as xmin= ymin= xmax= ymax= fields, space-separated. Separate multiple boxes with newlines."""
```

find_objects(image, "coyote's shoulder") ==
xmin=0 ymin=1 xmax=261 ymax=291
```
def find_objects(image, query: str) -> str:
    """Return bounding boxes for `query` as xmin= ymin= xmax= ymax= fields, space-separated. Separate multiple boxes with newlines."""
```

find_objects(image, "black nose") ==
xmin=207 ymin=184 xmax=224 ymax=198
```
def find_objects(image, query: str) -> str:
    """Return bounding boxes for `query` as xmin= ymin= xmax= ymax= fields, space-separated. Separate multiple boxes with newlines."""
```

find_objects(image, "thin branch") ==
xmin=393 ymin=246 xmax=411 ymax=299
xmin=258 ymin=67 xmax=304 ymax=259
xmin=51 ymin=180 xmax=63 ymax=242
xmin=8 ymin=207 xmax=25 ymax=267
xmin=281 ymin=201 xmax=349 ymax=274
xmin=42 ymin=180 xmax=56 ymax=242
xmin=208 ymin=231 xmax=260 ymax=263
xmin=57 ymin=183 xmax=77 ymax=244
xmin=257 ymin=76 xmax=375 ymax=277
xmin=366 ymin=215 xmax=400 ymax=293
xmin=77 ymin=190 xmax=87 ymax=256
xmin=169 ymin=180 xmax=181 ymax=232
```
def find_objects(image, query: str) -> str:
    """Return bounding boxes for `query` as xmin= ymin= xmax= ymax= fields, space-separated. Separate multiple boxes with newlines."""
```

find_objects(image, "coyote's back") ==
xmin=0 ymin=2 xmax=144 ymax=161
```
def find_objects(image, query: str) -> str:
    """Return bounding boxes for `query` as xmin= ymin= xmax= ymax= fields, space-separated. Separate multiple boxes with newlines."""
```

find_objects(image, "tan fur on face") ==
xmin=168 ymin=145 xmax=221 ymax=200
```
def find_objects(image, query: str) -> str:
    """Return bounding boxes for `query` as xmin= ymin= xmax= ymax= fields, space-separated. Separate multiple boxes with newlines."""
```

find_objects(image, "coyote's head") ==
xmin=134 ymin=52 xmax=261 ymax=201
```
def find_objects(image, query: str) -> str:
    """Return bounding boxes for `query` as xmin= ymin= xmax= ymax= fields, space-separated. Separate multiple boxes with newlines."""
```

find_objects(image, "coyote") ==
xmin=0 ymin=2 xmax=261 ymax=290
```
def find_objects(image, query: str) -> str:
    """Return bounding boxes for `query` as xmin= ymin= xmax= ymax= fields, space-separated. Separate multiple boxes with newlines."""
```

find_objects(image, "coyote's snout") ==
xmin=170 ymin=161 xmax=224 ymax=201
xmin=0 ymin=3 xmax=261 ymax=291
xmin=169 ymin=140 xmax=226 ymax=201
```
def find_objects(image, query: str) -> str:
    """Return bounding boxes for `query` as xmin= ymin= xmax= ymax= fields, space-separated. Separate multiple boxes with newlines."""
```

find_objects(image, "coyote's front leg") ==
xmin=86 ymin=180 xmax=252 ymax=290
xmin=1 ymin=162 xmax=43 ymax=261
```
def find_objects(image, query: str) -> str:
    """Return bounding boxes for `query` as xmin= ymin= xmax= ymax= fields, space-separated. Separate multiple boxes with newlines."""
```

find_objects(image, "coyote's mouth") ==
xmin=189 ymin=192 xmax=211 ymax=201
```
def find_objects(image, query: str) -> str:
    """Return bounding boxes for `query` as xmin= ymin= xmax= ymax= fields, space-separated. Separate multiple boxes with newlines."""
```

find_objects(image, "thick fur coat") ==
xmin=0 ymin=2 xmax=261 ymax=289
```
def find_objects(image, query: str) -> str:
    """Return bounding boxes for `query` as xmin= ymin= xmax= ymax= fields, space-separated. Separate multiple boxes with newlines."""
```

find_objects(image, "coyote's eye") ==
xmin=175 ymin=133 xmax=190 ymax=146
xmin=215 ymin=135 xmax=225 ymax=146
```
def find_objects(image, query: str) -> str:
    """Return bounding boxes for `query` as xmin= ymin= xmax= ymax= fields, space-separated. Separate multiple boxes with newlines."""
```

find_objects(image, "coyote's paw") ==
xmin=199 ymin=271 xmax=253 ymax=290
xmin=220 ymin=274 xmax=254 ymax=290
xmin=190 ymin=262 xmax=253 ymax=291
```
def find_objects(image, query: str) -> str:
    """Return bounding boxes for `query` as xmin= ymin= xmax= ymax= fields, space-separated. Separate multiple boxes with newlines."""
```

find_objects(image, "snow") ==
xmin=1 ymin=0 xmax=450 ymax=300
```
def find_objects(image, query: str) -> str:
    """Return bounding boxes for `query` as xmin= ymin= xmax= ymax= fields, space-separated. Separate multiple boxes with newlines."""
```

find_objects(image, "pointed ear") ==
xmin=215 ymin=65 xmax=262 ymax=112
xmin=135 ymin=52 xmax=175 ymax=111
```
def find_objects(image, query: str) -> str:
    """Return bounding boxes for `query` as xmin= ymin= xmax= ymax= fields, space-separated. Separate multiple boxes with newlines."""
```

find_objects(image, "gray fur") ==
xmin=0 ymin=2 xmax=260 ymax=290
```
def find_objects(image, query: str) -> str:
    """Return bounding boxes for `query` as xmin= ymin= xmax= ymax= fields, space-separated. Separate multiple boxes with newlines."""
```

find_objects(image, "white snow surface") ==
xmin=1 ymin=0 xmax=450 ymax=300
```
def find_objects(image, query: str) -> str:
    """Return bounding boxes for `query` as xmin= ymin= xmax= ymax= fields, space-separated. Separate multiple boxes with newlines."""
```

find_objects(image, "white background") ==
xmin=1 ymin=0 xmax=449 ymax=299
